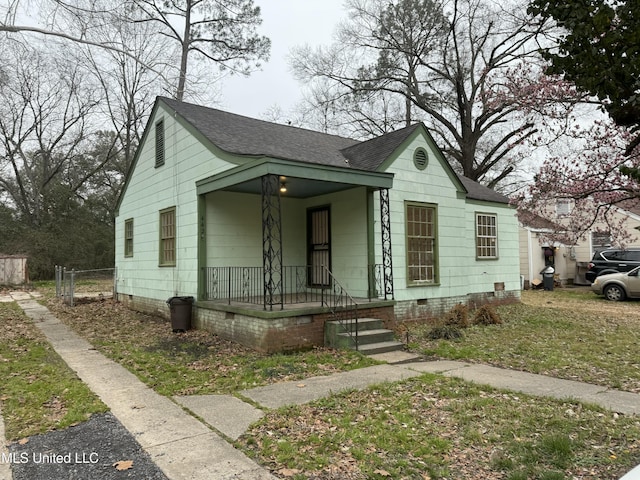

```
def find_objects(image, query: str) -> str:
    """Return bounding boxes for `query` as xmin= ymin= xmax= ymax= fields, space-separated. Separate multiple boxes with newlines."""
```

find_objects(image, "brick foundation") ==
xmin=393 ymin=289 xmax=521 ymax=323
xmin=118 ymin=291 xmax=519 ymax=352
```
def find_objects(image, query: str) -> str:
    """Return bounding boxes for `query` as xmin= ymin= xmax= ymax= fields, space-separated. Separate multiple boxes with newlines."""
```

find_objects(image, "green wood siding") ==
xmin=115 ymin=103 xmax=237 ymax=299
xmin=376 ymin=133 xmax=520 ymax=301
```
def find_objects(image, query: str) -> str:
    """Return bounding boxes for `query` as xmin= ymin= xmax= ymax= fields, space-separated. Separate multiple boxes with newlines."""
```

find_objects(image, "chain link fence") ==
xmin=55 ymin=266 xmax=116 ymax=306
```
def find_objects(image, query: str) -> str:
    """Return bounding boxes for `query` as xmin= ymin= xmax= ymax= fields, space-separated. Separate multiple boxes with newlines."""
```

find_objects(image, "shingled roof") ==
xmin=158 ymin=97 xmax=510 ymax=205
xmin=457 ymin=177 xmax=510 ymax=204
xmin=160 ymin=97 xmax=358 ymax=168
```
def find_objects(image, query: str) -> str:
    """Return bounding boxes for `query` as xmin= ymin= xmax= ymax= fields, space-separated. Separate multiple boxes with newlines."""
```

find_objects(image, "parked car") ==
xmin=591 ymin=267 xmax=640 ymax=301
xmin=585 ymin=248 xmax=640 ymax=283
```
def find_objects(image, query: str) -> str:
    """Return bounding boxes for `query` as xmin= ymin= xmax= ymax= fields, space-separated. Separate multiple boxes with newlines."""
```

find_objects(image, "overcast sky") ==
xmin=216 ymin=0 xmax=347 ymax=119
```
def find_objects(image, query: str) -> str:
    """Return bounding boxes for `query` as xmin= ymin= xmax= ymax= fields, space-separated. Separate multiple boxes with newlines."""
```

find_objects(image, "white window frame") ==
xmin=476 ymin=213 xmax=498 ymax=259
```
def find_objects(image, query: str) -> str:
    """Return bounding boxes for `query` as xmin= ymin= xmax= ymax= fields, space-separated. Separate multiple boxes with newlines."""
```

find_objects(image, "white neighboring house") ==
xmin=115 ymin=97 xmax=521 ymax=352
xmin=519 ymin=200 xmax=640 ymax=286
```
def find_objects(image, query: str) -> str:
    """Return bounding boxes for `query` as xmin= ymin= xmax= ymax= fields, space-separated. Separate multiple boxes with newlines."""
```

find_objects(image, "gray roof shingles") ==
xmin=159 ymin=96 xmax=510 ymax=205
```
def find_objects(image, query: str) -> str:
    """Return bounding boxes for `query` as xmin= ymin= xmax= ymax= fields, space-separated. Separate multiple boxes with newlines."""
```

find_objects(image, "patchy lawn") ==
xmin=9 ymin=285 xmax=640 ymax=479
xmin=43 ymin=297 xmax=378 ymax=396
xmin=0 ymin=302 xmax=107 ymax=440
xmin=238 ymin=375 xmax=640 ymax=479
xmin=235 ymin=288 xmax=640 ymax=480
xmin=405 ymin=288 xmax=640 ymax=392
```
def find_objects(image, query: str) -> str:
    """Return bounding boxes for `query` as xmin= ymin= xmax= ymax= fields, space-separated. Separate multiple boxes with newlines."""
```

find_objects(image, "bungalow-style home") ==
xmin=519 ymin=200 xmax=640 ymax=286
xmin=115 ymin=96 xmax=521 ymax=352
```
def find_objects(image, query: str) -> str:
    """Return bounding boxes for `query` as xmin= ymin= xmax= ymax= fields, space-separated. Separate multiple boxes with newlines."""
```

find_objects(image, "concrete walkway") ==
xmin=4 ymin=292 xmax=640 ymax=479
xmin=16 ymin=298 xmax=275 ymax=480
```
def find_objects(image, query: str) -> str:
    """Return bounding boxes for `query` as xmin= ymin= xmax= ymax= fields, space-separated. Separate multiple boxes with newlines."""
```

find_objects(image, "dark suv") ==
xmin=585 ymin=248 xmax=640 ymax=283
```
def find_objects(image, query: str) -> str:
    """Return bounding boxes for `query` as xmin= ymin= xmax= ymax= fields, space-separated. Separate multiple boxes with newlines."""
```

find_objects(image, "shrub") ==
xmin=426 ymin=325 xmax=464 ymax=340
xmin=473 ymin=304 xmax=502 ymax=325
xmin=443 ymin=303 xmax=470 ymax=328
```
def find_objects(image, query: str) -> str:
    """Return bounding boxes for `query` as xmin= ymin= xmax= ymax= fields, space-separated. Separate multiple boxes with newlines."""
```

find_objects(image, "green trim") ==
xmin=413 ymin=147 xmax=429 ymax=170
xmin=404 ymin=201 xmax=439 ymax=286
xmin=376 ymin=124 xmax=467 ymax=195
xmin=197 ymin=299 xmax=396 ymax=320
xmin=465 ymin=198 xmax=517 ymax=209
xmin=366 ymin=188 xmax=375 ymax=297
xmin=197 ymin=196 xmax=207 ymax=300
xmin=196 ymin=157 xmax=393 ymax=196
xmin=115 ymin=98 xmax=255 ymax=216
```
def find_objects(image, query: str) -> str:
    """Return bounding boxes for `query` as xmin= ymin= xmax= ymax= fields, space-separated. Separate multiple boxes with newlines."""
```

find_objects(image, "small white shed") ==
xmin=0 ymin=255 xmax=28 ymax=285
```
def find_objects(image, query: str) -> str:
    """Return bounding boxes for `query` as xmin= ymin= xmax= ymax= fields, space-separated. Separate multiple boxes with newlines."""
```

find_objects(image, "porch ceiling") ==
xmin=196 ymin=158 xmax=394 ymax=198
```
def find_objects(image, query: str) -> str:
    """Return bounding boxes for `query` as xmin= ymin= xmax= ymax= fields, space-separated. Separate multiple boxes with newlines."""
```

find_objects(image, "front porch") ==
xmin=196 ymin=264 xmax=399 ymax=353
xmin=194 ymin=294 xmax=397 ymax=354
xmin=193 ymin=160 xmax=398 ymax=352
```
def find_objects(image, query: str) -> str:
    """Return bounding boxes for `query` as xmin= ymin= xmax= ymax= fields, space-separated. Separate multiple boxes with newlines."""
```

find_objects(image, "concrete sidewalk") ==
xmin=400 ymin=359 xmax=640 ymax=416
xmin=4 ymin=294 xmax=640 ymax=479
xmin=16 ymin=299 xmax=275 ymax=480
xmin=176 ymin=351 xmax=640 ymax=442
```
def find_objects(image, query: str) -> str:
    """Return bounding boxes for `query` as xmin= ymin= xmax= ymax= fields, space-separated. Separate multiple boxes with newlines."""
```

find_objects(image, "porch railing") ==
xmin=201 ymin=264 xmax=362 ymax=350
xmin=203 ymin=265 xmax=337 ymax=307
xmin=202 ymin=265 xmax=386 ymax=307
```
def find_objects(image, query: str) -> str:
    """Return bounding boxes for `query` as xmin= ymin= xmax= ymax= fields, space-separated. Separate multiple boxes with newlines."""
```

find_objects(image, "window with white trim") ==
xmin=556 ymin=198 xmax=572 ymax=216
xmin=476 ymin=213 xmax=498 ymax=259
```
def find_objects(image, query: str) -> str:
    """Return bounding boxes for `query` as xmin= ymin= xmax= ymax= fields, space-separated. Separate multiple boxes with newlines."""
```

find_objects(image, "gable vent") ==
xmin=413 ymin=148 xmax=428 ymax=170
xmin=155 ymin=119 xmax=165 ymax=167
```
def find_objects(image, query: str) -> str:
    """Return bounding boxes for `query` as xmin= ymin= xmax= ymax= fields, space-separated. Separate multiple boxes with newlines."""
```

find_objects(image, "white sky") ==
xmin=217 ymin=0 xmax=347 ymax=119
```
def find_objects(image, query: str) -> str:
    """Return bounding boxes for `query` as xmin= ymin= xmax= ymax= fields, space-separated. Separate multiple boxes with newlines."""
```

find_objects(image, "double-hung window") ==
xmin=406 ymin=202 xmax=437 ymax=284
xmin=159 ymin=207 xmax=176 ymax=266
xmin=476 ymin=213 xmax=498 ymax=259
xmin=124 ymin=219 xmax=134 ymax=257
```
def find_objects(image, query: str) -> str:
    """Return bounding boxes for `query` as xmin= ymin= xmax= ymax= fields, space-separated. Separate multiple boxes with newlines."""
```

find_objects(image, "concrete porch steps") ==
xmin=357 ymin=340 xmax=407 ymax=355
xmin=324 ymin=317 xmax=404 ymax=354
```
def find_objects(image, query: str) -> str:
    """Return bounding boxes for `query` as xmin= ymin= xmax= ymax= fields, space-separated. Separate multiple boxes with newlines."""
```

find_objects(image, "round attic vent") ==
xmin=413 ymin=148 xmax=428 ymax=170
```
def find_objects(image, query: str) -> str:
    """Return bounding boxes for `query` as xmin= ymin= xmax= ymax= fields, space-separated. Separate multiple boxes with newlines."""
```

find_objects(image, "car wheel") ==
xmin=604 ymin=284 xmax=626 ymax=301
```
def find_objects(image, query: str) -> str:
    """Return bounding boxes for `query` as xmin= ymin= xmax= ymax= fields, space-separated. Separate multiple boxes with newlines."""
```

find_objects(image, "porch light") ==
xmin=279 ymin=182 xmax=287 ymax=193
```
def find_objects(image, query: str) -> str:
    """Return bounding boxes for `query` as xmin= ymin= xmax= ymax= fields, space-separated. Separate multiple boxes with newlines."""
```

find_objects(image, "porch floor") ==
xmin=198 ymin=296 xmax=395 ymax=319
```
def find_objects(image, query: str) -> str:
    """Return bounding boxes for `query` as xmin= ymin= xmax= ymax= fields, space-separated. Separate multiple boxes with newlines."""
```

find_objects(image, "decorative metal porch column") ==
xmin=261 ymin=174 xmax=284 ymax=310
xmin=379 ymin=188 xmax=394 ymax=300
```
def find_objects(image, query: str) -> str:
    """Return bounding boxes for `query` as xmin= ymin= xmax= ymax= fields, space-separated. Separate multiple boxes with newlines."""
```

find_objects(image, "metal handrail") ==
xmin=321 ymin=265 xmax=359 ymax=351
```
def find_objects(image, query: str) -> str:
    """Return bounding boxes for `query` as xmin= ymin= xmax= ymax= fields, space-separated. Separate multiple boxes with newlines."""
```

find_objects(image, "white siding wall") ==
xmin=116 ymin=104 xmax=235 ymax=299
xmin=519 ymin=207 xmax=640 ymax=286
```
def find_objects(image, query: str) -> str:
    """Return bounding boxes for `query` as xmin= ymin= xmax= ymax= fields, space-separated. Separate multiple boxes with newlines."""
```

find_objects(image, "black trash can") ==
xmin=541 ymin=267 xmax=555 ymax=291
xmin=166 ymin=296 xmax=194 ymax=332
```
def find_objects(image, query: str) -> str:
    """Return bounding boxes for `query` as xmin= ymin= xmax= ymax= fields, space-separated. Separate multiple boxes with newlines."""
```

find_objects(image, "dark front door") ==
xmin=307 ymin=206 xmax=331 ymax=286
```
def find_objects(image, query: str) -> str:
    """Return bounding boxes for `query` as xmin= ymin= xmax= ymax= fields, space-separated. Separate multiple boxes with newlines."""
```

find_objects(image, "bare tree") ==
xmin=75 ymin=4 xmax=171 ymax=188
xmin=0 ymin=43 xmax=101 ymax=226
xmin=133 ymin=0 xmax=271 ymax=101
xmin=1 ymin=0 xmax=270 ymax=102
xmin=291 ymin=0 xmax=582 ymax=190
